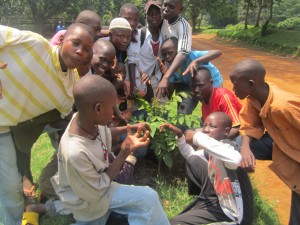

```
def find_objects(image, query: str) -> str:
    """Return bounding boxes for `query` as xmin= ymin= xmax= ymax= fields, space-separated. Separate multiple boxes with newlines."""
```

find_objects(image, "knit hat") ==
xmin=144 ymin=1 xmax=161 ymax=14
xmin=109 ymin=17 xmax=132 ymax=31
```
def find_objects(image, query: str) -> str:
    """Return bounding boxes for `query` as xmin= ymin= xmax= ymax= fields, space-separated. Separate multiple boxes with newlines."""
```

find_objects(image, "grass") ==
xmin=30 ymin=133 xmax=280 ymax=225
xmin=199 ymin=27 xmax=300 ymax=57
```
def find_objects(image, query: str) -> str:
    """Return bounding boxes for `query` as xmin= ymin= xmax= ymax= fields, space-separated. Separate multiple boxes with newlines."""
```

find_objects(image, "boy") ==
xmin=160 ymin=112 xmax=253 ymax=225
xmin=160 ymin=37 xmax=223 ymax=117
xmin=51 ymin=75 xmax=170 ymax=225
xmin=0 ymin=23 xmax=94 ymax=225
xmin=230 ymin=58 xmax=300 ymax=225
xmin=119 ymin=3 xmax=141 ymax=99
xmin=157 ymin=0 xmax=192 ymax=99
xmin=191 ymin=67 xmax=242 ymax=139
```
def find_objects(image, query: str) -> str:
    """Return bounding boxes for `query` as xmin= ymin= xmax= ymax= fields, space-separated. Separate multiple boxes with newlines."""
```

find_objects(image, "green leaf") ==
xmin=175 ymin=95 xmax=182 ymax=102
xmin=178 ymin=116 xmax=184 ymax=125
xmin=163 ymin=154 xmax=173 ymax=168
xmin=185 ymin=115 xmax=192 ymax=127
xmin=178 ymin=92 xmax=188 ymax=98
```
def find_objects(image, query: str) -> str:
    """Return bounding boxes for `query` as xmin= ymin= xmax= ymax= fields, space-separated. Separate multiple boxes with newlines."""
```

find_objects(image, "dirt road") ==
xmin=192 ymin=33 xmax=300 ymax=225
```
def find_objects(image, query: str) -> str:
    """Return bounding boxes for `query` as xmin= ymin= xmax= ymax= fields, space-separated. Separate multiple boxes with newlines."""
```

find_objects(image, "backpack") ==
xmin=140 ymin=26 xmax=147 ymax=47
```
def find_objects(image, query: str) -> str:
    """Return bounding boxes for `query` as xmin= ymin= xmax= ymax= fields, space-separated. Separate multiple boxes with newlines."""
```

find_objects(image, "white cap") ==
xmin=109 ymin=17 xmax=132 ymax=31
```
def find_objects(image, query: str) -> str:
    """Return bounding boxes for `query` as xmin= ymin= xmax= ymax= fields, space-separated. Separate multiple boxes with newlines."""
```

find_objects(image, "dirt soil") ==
xmin=191 ymin=33 xmax=300 ymax=225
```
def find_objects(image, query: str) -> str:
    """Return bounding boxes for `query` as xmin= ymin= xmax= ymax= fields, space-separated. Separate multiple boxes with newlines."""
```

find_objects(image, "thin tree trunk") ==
xmin=261 ymin=0 xmax=273 ymax=35
xmin=255 ymin=0 xmax=263 ymax=27
xmin=245 ymin=2 xmax=250 ymax=30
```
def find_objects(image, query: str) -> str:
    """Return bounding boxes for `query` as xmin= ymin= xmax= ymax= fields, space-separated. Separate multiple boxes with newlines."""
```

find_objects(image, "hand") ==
xmin=132 ymin=122 xmax=150 ymax=132
xmin=183 ymin=60 xmax=197 ymax=77
xmin=138 ymin=67 xmax=151 ymax=85
xmin=121 ymin=125 xmax=150 ymax=154
xmin=157 ymin=57 xmax=168 ymax=75
xmin=159 ymin=123 xmax=183 ymax=138
xmin=240 ymin=144 xmax=256 ymax=172
xmin=156 ymin=77 xmax=169 ymax=99
xmin=0 ymin=62 xmax=7 ymax=69
xmin=184 ymin=130 xmax=196 ymax=145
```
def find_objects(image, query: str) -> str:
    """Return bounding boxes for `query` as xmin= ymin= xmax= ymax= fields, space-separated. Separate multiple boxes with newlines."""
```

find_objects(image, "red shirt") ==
xmin=202 ymin=88 xmax=242 ymax=127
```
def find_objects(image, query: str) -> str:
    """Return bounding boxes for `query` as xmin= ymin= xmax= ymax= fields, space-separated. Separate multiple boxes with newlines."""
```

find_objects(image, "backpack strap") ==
xmin=140 ymin=26 xmax=147 ymax=47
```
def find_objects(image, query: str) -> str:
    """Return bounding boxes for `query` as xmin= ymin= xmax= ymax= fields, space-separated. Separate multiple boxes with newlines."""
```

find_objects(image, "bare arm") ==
xmin=156 ymin=52 xmax=187 ymax=98
xmin=227 ymin=126 xmax=240 ymax=140
xmin=183 ymin=50 xmax=222 ymax=77
xmin=110 ymin=122 xmax=150 ymax=137
xmin=240 ymin=135 xmax=256 ymax=172
xmin=128 ymin=63 xmax=136 ymax=99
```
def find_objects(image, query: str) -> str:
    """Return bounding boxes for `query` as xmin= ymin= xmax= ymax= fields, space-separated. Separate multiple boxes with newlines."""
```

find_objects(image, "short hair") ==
xmin=76 ymin=10 xmax=101 ymax=24
xmin=196 ymin=66 xmax=212 ymax=80
xmin=161 ymin=37 xmax=178 ymax=49
xmin=209 ymin=112 xmax=232 ymax=128
xmin=120 ymin=3 xmax=139 ymax=15
xmin=64 ymin=23 xmax=94 ymax=39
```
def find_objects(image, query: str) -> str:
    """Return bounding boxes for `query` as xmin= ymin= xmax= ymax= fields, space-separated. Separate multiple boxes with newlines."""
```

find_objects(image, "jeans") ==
xmin=0 ymin=132 xmax=23 ymax=225
xmin=72 ymin=185 xmax=170 ymax=225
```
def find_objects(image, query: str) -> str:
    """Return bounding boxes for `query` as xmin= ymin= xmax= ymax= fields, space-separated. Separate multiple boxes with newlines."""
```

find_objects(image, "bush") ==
xmin=277 ymin=17 xmax=300 ymax=30
xmin=225 ymin=23 xmax=254 ymax=30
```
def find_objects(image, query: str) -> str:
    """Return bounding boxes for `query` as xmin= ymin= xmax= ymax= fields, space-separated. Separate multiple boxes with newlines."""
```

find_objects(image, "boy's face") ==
xmin=202 ymin=115 xmax=227 ymax=141
xmin=86 ymin=20 xmax=102 ymax=41
xmin=162 ymin=0 xmax=183 ymax=22
xmin=92 ymin=47 xmax=115 ymax=74
xmin=60 ymin=27 xmax=93 ymax=70
xmin=109 ymin=29 xmax=131 ymax=51
xmin=161 ymin=40 xmax=177 ymax=63
xmin=230 ymin=71 xmax=251 ymax=100
xmin=121 ymin=8 xmax=139 ymax=31
xmin=146 ymin=6 xmax=162 ymax=28
xmin=191 ymin=71 xmax=213 ymax=103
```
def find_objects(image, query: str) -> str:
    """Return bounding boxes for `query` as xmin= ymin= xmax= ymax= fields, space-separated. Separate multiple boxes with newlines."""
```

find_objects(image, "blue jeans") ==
xmin=72 ymin=185 xmax=170 ymax=225
xmin=0 ymin=132 xmax=24 ymax=225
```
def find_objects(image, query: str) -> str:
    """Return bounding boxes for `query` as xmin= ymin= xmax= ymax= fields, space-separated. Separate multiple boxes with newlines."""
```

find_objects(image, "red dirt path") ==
xmin=191 ymin=33 xmax=300 ymax=225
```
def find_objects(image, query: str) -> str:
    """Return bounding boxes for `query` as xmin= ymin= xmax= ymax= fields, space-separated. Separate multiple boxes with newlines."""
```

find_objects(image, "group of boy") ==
xmin=1 ymin=0 xmax=300 ymax=225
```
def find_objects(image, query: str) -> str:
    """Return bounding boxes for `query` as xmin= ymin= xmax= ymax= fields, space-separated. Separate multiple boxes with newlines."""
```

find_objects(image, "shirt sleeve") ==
xmin=177 ymin=135 xmax=198 ymax=159
xmin=219 ymin=93 xmax=241 ymax=127
xmin=192 ymin=132 xmax=242 ymax=166
xmin=239 ymin=98 xmax=265 ymax=139
xmin=0 ymin=25 xmax=21 ymax=48
xmin=177 ymin=19 xmax=192 ymax=54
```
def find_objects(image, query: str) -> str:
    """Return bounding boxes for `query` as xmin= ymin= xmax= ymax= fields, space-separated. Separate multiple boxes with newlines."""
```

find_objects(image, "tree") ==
xmin=25 ymin=0 xmax=73 ymax=34
xmin=243 ymin=0 xmax=256 ymax=29
xmin=261 ymin=0 xmax=274 ymax=35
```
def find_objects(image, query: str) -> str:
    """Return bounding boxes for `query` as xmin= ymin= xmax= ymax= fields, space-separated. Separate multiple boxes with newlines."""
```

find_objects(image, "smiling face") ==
xmin=146 ymin=5 xmax=162 ymax=28
xmin=59 ymin=25 xmax=94 ymax=71
xmin=161 ymin=38 xmax=177 ymax=63
xmin=92 ymin=40 xmax=116 ymax=75
xmin=162 ymin=0 xmax=183 ymax=23
xmin=191 ymin=68 xmax=213 ymax=103
xmin=109 ymin=28 xmax=131 ymax=51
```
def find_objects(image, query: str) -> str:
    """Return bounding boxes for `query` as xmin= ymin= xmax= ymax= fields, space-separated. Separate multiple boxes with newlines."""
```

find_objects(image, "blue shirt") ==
xmin=169 ymin=51 xmax=223 ymax=92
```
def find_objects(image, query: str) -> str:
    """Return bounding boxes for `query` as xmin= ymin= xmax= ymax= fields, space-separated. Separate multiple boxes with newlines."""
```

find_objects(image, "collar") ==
xmin=165 ymin=16 xmax=181 ymax=26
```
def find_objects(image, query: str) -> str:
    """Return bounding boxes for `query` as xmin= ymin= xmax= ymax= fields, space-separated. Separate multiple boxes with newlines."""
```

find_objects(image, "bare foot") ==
xmin=23 ymin=176 xmax=35 ymax=197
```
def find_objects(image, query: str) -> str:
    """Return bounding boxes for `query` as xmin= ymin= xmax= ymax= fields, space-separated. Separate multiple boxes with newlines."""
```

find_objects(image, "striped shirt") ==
xmin=161 ymin=16 xmax=192 ymax=54
xmin=0 ymin=25 xmax=79 ymax=129
xmin=202 ymin=88 xmax=242 ymax=127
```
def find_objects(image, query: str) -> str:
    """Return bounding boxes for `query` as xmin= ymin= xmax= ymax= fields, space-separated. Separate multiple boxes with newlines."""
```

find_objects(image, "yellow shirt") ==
xmin=239 ymin=83 xmax=300 ymax=194
xmin=0 ymin=25 xmax=79 ymax=129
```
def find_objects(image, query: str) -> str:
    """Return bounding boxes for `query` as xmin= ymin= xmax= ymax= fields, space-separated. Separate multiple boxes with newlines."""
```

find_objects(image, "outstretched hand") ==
xmin=157 ymin=57 xmax=168 ymax=75
xmin=138 ymin=67 xmax=151 ymax=85
xmin=183 ymin=60 xmax=197 ymax=77
xmin=121 ymin=125 xmax=150 ymax=154
xmin=159 ymin=123 xmax=183 ymax=138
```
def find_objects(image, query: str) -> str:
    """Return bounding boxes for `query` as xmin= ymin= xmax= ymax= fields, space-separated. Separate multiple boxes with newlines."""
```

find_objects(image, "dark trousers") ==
xmin=249 ymin=133 xmax=300 ymax=225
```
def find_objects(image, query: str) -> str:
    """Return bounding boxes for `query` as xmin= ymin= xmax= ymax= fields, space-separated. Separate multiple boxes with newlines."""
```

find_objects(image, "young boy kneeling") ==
xmin=51 ymin=75 xmax=170 ymax=225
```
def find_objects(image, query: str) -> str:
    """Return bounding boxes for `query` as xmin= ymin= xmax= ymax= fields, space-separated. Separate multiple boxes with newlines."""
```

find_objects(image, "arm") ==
xmin=183 ymin=50 xmax=222 ymax=77
xmin=128 ymin=63 xmax=137 ymax=99
xmin=156 ymin=53 xmax=187 ymax=98
xmin=139 ymin=67 xmax=154 ymax=102
xmin=228 ymin=126 xmax=240 ymax=140
xmin=186 ymin=130 xmax=241 ymax=166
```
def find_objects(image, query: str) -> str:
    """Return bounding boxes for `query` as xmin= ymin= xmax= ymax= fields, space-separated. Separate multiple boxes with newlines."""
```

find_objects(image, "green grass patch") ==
xmin=215 ymin=27 xmax=300 ymax=57
xmin=31 ymin=134 xmax=281 ymax=225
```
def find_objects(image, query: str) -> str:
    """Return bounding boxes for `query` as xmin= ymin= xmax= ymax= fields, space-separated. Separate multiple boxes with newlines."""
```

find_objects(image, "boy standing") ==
xmin=160 ymin=112 xmax=253 ymax=225
xmin=51 ymin=75 xmax=170 ymax=225
xmin=230 ymin=58 xmax=300 ymax=225
xmin=0 ymin=23 xmax=94 ymax=225
xmin=157 ymin=0 xmax=192 ymax=99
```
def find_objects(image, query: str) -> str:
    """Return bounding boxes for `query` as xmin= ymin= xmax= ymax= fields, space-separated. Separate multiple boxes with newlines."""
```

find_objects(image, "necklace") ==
xmin=77 ymin=122 xmax=108 ymax=162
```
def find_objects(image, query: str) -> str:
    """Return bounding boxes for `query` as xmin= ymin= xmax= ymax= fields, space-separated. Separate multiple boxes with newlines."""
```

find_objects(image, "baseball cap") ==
xmin=144 ymin=1 xmax=161 ymax=14
xmin=109 ymin=17 xmax=132 ymax=31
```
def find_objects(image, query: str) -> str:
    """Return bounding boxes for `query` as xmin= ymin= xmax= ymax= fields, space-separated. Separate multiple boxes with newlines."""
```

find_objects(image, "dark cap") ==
xmin=144 ymin=1 xmax=161 ymax=14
